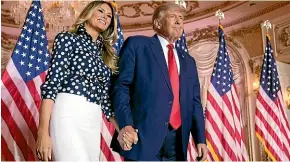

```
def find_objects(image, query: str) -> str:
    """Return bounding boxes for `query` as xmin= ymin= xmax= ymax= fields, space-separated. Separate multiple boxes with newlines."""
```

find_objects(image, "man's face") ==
xmin=159 ymin=8 xmax=184 ymax=42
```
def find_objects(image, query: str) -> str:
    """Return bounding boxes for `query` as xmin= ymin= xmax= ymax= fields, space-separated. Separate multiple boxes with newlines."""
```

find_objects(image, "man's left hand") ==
xmin=197 ymin=143 xmax=207 ymax=161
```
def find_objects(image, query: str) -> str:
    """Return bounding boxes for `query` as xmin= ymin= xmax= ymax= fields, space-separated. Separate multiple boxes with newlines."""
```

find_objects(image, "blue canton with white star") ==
xmin=175 ymin=32 xmax=188 ymax=53
xmin=260 ymin=36 xmax=281 ymax=100
xmin=211 ymin=27 xmax=234 ymax=96
xmin=113 ymin=15 xmax=124 ymax=55
xmin=12 ymin=1 xmax=50 ymax=83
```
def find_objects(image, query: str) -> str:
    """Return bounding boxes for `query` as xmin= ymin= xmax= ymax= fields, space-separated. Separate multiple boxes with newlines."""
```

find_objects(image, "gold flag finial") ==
xmin=110 ymin=1 xmax=118 ymax=11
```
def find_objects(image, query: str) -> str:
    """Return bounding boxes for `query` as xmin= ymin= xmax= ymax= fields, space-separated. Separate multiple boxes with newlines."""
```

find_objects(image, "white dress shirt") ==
xmin=157 ymin=35 xmax=180 ymax=74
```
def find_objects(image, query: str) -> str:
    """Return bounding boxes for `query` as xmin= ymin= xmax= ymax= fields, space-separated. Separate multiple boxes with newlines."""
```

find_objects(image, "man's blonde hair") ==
xmin=152 ymin=2 xmax=186 ymax=31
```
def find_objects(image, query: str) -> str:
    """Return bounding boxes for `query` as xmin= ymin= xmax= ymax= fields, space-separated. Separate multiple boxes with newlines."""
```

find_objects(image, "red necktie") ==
xmin=167 ymin=44 xmax=181 ymax=129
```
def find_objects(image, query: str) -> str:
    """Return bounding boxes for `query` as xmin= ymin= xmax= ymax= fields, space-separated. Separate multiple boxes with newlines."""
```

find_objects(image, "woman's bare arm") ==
xmin=38 ymin=99 xmax=54 ymax=134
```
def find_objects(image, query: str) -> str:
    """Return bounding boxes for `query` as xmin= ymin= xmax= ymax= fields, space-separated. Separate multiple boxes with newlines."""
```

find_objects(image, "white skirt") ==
xmin=50 ymin=93 xmax=103 ymax=161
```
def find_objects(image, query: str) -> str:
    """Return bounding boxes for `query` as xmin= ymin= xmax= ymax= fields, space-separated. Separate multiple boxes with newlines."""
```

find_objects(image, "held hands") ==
xmin=109 ymin=117 xmax=138 ymax=151
xmin=117 ymin=126 xmax=138 ymax=151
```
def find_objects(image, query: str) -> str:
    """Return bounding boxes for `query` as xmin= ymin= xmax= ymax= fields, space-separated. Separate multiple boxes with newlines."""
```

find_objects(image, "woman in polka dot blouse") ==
xmin=35 ymin=1 xmax=120 ymax=161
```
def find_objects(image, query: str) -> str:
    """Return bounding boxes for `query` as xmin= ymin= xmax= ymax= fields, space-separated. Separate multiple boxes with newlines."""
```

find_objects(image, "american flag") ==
xmin=205 ymin=25 xmax=249 ymax=161
xmin=1 ymin=1 xmax=49 ymax=161
xmin=175 ymin=32 xmax=198 ymax=161
xmin=255 ymin=35 xmax=290 ymax=161
xmin=112 ymin=14 xmax=124 ymax=55
xmin=99 ymin=4 xmax=125 ymax=161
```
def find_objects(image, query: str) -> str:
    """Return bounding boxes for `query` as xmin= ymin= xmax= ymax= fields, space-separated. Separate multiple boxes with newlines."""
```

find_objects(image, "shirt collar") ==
xmin=77 ymin=23 xmax=92 ymax=39
xmin=77 ymin=23 xmax=103 ymax=49
xmin=157 ymin=35 xmax=176 ymax=49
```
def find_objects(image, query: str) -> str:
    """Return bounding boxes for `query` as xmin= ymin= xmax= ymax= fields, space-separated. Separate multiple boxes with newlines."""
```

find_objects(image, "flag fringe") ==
xmin=256 ymin=132 xmax=276 ymax=161
xmin=206 ymin=139 xmax=220 ymax=161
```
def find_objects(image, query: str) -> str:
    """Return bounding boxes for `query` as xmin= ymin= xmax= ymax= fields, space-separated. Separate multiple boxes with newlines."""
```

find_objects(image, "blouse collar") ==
xmin=77 ymin=23 xmax=103 ymax=49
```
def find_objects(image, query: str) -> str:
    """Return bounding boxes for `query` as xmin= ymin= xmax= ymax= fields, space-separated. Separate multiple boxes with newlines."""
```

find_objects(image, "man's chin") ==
xmin=174 ymin=31 xmax=183 ymax=38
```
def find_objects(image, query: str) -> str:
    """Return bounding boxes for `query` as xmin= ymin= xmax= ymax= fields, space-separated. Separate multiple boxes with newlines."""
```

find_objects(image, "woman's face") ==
xmin=88 ymin=3 xmax=113 ymax=33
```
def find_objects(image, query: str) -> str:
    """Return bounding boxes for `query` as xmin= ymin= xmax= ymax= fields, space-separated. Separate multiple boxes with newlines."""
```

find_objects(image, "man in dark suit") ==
xmin=111 ymin=2 xmax=207 ymax=161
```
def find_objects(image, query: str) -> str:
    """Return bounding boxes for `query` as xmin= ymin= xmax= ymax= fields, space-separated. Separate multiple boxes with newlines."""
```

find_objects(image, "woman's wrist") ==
xmin=109 ymin=117 xmax=120 ymax=132
xmin=37 ymin=127 xmax=49 ymax=136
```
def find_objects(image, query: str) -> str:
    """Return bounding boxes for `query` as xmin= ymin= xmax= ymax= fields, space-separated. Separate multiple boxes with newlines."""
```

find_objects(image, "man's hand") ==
xmin=117 ymin=126 xmax=138 ymax=151
xmin=196 ymin=143 xmax=207 ymax=161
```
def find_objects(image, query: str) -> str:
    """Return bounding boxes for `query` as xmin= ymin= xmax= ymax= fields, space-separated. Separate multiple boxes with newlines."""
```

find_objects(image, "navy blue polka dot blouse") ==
xmin=41 ymin=24 xmax=114 ymax=119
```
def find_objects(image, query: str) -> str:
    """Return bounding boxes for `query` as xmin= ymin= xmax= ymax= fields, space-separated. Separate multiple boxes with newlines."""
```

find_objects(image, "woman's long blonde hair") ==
xmin=72 ymin=1 xmax=118 ymax=73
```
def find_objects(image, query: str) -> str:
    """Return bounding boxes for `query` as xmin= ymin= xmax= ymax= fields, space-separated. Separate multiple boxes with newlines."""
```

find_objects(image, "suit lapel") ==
xmin=149 ymin=35 xmax=189 ymax=121
xmin=149 ymin=35 xmax=173 ymax=93
xmin=176 ymin=47 xmax=187 ymax=103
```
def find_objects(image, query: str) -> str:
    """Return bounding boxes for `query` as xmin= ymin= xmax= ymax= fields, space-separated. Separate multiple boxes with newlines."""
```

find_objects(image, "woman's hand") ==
xmin=109 ymin=117 xmax=120 ymax=132
xmin=35 ymin=131 xmax=52 ymax=161
xmin=36 ymin=99 xmax=54 ymax=160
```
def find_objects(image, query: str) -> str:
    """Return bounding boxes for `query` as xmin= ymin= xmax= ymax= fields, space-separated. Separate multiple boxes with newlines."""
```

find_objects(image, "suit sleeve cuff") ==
xmin=117 ymin=114 xmax=134 ymax=130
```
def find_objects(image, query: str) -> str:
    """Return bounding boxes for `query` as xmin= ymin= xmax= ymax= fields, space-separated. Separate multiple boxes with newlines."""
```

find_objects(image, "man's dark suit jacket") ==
xmin=111 ymin=34 xmax=206 ymax=161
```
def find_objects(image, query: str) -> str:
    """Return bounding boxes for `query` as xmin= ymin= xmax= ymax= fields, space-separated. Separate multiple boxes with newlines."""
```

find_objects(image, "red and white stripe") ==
xmin=255 ymin=87 xmax=290 ymax=161
xmin=2 ymin=60 xmax=124 ymax=161
xmin=205 ymin=83 xmax=249 ymax=161
xmin=100 ymin=115 xmax=123 ymax=161
xmin=187 ymin=134 xmax=198 ymax=161
xmin=1 ymin=61 xmax=40 ymax=161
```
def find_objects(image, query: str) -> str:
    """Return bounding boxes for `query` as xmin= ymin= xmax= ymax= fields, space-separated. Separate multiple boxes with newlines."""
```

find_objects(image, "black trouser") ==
xmin=125 ymin=124 xmax=184 ymax=161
